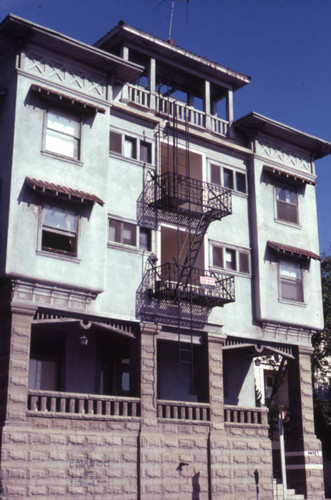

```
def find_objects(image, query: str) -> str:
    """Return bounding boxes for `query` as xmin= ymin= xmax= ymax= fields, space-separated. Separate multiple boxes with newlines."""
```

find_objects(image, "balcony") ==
xmin=145 ymin=262 xmax=235 ymax=308
xmin=124 ymin=84 xmax=230 ymax=137
xmin=27 ymin=390 xmax=140 ymax=419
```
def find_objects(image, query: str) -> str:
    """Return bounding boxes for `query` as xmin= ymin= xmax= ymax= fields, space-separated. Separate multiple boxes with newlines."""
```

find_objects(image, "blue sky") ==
xmin=1 ymin=0 xmax=330 ymax=252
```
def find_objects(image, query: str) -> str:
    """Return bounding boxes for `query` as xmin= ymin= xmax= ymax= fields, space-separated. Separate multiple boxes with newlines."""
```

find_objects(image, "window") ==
xmin=41 ymin=205 xmax=78 ymax=256
xmin=276 ymin=186 xmax=298 ymax=224
xmin=123 ymin=136 xmax=137 ymax=159
xmin=210 ymin=163 xmax=247 ymax=194
xmin=139 ymin=228 xmax=152 ymax=251
xmin=223 ymin=168 xmax=234 ymax=189
xmin=109 ymin=131 xmax=122 ymax=154
xmin=109 ymin=218 xmax=136 ymax=246
xmin=211 ymin=244 xmax=250 ymax=274
xmin=29 ymin=358 xmax=59 ymax=391
xmin=279 ymin=259 xmax=303 ymax=302
xmin=109 ymin=130 xmax=153 ymax=163
xmin=44 ymin=109 xmax=80 ymax=160
xmin=140 ymin=141 xmax=152 ymax=164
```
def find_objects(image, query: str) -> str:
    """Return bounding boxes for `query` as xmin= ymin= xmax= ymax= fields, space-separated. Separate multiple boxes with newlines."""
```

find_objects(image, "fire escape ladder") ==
xmin=178 ymin=210 xmax=214 ymax=287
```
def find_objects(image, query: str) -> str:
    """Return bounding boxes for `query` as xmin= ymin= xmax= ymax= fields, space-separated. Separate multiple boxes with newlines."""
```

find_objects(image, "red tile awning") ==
xmin=263 ymin=165 xmax=316 ymax=186
xmin=25 ymin=177 xmax=104 ymax=206
xmin=267 ymin=241 xmax=321 ymax=261
xmin=30 ymin=84 xmax=106 ymax=114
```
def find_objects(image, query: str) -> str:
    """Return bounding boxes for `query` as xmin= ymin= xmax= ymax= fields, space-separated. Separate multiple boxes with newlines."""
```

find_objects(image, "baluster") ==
xmin=50 ymin=397 xmax=56 ymax=412
xmin=194 ymin=407 xmax=200 ymax=421
xmin=68 ymin=398 xmax=75 ymax=413
xmin=253 ymin=411 xmax=258 ymax=424
xmin=188 ymin=407 xmax=193 ymax=420
xmin=60 ymin=398 xmax=66 ymax=413
xmin=40 ymin=396 xmax=47 ymax=412
xmin=173 ymin=405 xmax=178 ymax=419
xmin=105 ymin=401 xmax=111 ymax=416
xmin=78 ymin=399 xmax=85 ymax=414
xmin=157 ymin=404 xmax=163 ymax=418
xmin=114 ymin=401 xmax=119 ymax=416
xmin=131 ymin=402 xmax=137 ymax=417
xmin=180 ymin=406 xmax=186 ymax=420
xmin=87 ymin=399 xmax=94 ymax=415
xmin=123 ymin=402 xmax=128 ymax=416
xmin=165 ymin=405 xmax=171 ymax=419
xmin=202 ymin=408 xmax=207 ymax=421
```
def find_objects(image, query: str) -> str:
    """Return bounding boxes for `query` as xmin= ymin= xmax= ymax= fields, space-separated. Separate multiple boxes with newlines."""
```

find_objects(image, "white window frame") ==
xmin=108 ymin=217 xmax=152 ymax=251
xmin=210 ymin=242 xmax=250 ymax=275
xmin=275 ymin=185 xmax=299 ymax=225
xmin=278 ymin=259 xmax=304 ymax=303
xmin=209 ymin=162 xmax=247 ymax=194
xmin=39 ymin=204 xmax=79 ymax=258
xmin=43 ymin=108 xmax=81 ymax=161
xmin=109 ymin=130 xmax=153 ymax=164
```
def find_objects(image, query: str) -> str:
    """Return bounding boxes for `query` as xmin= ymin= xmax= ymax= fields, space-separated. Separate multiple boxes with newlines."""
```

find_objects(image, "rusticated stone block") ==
xmin=68 ymin=486 xmax=85 ymax=495
xmin=7 ymin=486 xmax=26 ymax=496
xmin=28 ymin=485 xmax=47 ymax=495
xmin=48 ymin=486 xmax=66 ymax=495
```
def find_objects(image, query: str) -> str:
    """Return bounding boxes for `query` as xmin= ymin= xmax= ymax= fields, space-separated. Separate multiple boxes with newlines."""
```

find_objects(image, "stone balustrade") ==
xmin=224 ymin=405 xmax=268 ymax=425
xmin=157 ymin=399 xmax=210 ymax=422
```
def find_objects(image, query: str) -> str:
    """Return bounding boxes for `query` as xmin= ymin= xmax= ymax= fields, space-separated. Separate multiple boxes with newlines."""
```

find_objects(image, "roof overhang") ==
xmin=25 ymin=177 xmax=104 ymax=206
xmin=267 ymin=240 xmax=321 ymax=261
xmin=0 ymin=14 xmax=143 ymax=82
xmin=263 ymin=165 xmax=316 ymax=186
xmin=235 ymin=112 xmax=331 ymax=160
xmin=31 ymin=84 xmax=106 ymax=114
xmin=95 ymin=21 xmax=251 ymax=91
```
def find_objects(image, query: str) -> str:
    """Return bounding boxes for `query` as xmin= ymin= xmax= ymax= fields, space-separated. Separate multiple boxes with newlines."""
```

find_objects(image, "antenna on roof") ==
xmin=168 ymin=0 xmax=189 ymax=44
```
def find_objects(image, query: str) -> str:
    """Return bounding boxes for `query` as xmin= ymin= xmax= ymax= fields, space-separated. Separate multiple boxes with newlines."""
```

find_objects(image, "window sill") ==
xmin=36 ymin=249 xmax=81 ymax=263
xmin=107 ymin=242 xmax=152 ymax=254
xmin=41 ymin=150 xmax=83 ymax=167
xmin=109 ymin=151 xmax=154 ymax=169
xmin=278 ymin=298 xmax=306 ymax=307
xmin=209 ymin=266 xmax=251 ymax=279
xmin=274 ymin=218 xmax=302 ymax=230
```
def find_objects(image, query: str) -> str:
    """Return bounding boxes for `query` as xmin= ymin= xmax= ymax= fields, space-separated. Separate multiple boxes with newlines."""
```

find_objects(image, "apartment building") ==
xmin=0 ymin=14 xmax=330 ymax=499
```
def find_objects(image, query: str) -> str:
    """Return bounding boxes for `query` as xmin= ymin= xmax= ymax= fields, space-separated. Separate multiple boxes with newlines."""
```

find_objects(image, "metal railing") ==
xmin=145 ymin=262 xmax=235 ymax=307
xmin=224 ymin=405 xmax=268 ymax=425
xmin=27 ymin=390 xmax=140 ymax=418
xmin=157 ymin=400 xmax=210 ymax=421
xmin=144 ymin=172 xmax=232 ymax=220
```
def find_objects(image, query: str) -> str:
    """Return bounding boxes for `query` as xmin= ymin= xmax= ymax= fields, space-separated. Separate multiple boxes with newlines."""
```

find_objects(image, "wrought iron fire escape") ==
xmin=137 ymin=102 xmax=235 ymax=325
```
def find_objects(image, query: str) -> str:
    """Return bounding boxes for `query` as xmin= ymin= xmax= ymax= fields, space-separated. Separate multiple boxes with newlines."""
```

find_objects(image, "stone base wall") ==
xmin=0 ymin=417 xmax=275 ymax=499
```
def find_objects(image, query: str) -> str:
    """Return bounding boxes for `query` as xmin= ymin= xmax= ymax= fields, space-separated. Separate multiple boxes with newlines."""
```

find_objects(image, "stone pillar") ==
xmin=138 ymin=322 xmax=160 ymax=499
xmin=287 ymin=345 xmax=325 ymax=499
xmin=207 ymin=332 xmax=228 ymax=498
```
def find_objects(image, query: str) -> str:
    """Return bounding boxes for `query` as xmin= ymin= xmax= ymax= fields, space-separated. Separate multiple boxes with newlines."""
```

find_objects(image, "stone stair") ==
xmin=273 ymin=479 xmax=305 ymax=499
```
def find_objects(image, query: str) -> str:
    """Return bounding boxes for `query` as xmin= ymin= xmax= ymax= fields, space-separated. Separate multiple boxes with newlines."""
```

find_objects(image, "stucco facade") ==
xmin=0 ymin=14 xmax=330 ymax=499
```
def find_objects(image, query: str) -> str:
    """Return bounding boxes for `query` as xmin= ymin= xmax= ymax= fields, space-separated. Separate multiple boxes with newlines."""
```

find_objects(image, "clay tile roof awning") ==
xmin=267 ymin=241 xmax=321 ymax=261
xmin=31 ymin=84 xmax=106 ymax=114
xmin=25 ymin=177 xmax=104 ymax=206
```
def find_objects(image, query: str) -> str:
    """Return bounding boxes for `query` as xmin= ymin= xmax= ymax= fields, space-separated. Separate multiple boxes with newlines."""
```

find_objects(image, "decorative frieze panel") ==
xmin=23 ymin=50 xmax=107 ymax=99
xmin=0 ymin=278 xmax=97 ymax=312
xmin=256 ymin=137 xmax=312 ymax=173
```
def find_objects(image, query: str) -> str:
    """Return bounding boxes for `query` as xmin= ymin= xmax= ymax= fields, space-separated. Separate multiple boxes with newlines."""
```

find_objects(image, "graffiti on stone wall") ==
xmin=69 ymin=455 xmax=111 ymax=487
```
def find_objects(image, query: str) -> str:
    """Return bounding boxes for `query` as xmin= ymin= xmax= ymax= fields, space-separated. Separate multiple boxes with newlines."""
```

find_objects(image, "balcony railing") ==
xmin=125 ymin=84 xmax=230 ymax=137
xmin=144 ymin=172 xmax=232 ymax=220
xmin=157 ymin=400 xmax=210 ymax=422
xmin=145 ymin=262 xmax=235 ymax=307
xmin=224 ymin=405 xmax=268 ymax=426
xmin=27 ymin=390 xmax=140 ymax=418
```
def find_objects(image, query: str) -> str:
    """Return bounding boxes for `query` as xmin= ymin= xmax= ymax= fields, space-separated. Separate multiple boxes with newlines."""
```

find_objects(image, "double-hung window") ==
xmin=109 ymin=219 xmax=136 ymax=246
xmin=276 ymin=186 xmax=298 ymax=224
xmin=279 ymin=259 xmax=303 ymax=302
xmin=44 ymin=109 xmax=80 ymax=160
xmin=42 ymin=204 xmax=78 ymax=256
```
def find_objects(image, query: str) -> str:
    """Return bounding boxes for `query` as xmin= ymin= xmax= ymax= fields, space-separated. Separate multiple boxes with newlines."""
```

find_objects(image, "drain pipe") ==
xmin=279 ymin=407 xmax=288 ymax=499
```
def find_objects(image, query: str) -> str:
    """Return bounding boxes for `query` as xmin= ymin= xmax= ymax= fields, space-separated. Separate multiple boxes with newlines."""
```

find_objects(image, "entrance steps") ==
xmin=273 ymin=479 xmax=305 ymax=499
